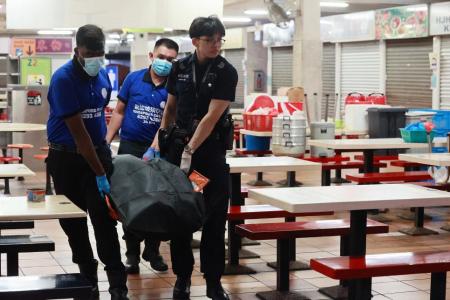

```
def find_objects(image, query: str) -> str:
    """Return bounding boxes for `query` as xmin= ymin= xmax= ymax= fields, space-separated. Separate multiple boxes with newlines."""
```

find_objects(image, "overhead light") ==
xmin=222 ymin=17 xmax=252 ymax=23
xmin=164 ymin=27 xmax=174 ymax=32
xmin=244 ymin=9 xmax=268 ymax=16
xmin=105 ymin=39 xmax=120 ymax=45
xmin=37 ymin=30 xmax=73 ymax=35
xmin=126 ymin=33 xmax=134 ymax=39
xmin=53 ymin=27 xmax=77 ymax=31
xmin=108 ymin=33 xmax=121 ymax=39
xmin=320 ymin=2 xmax=349 ymax=8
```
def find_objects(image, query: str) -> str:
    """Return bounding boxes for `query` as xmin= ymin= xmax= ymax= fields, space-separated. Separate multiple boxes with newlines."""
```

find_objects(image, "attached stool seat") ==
xmin=7 ymin=144 xmax=33 ymax=181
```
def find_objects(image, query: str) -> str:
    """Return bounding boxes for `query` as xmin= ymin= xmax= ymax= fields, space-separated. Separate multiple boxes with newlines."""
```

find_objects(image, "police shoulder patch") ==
xmin=217 ymin=61 xmax=225 ymax=69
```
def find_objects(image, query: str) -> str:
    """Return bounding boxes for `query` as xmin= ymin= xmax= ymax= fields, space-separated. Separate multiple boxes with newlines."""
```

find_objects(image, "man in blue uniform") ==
xmin=46 ymin=24 xmax=128 ymax=300
xmin=153 ymin=16 xmax=237 ymax=300
xmin=106 ymin=38 xmax=179 ymax=274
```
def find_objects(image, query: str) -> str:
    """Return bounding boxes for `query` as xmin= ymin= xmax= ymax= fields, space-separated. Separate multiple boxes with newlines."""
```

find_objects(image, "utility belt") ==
xmin=49 ymin=141 xmax=107 ymax=154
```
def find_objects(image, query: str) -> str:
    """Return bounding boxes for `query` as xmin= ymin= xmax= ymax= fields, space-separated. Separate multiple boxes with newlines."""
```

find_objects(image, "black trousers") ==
xmin=169 ymin=138 xmax=230 ymax=280
xmin=47 ymin=145 xmax=126 ymax=288
xmin=118 ymin=140 xmax=161 ymax=262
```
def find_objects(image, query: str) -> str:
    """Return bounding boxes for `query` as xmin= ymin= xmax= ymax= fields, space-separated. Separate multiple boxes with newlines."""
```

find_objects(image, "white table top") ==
xmin=248 ymin=184 xmax=450 ymax=213
xmin=308 ymin=138 xmax=431 ymax=150
xmin=0 ymin=195 xmax=86 ymax=221
xmin=240 ymin=129 xmax=272 ymax=137
xmin=0 ymin=164 xmax=35 ymax=177
xmin=399 ymin=153 xmax=450 ymax=167
xmin=0 ymin=123 xmax=46 ymax=132
xmin=227 ymin=156 xmax=321 ymax=173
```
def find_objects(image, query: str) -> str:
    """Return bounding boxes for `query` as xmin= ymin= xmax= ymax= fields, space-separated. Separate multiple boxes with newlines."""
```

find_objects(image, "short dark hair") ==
xmin=154 ymin=38 xmax=179 ymax=53
xmin=76 ymin=24 xmax=105 ymax=51
xmin=189 ymin=16 xmax=226 ymax=38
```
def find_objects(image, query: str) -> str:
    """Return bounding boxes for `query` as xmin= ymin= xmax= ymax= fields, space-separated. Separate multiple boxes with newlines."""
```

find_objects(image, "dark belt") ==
xmin=49 ymin=142 xmax=106 ymax=153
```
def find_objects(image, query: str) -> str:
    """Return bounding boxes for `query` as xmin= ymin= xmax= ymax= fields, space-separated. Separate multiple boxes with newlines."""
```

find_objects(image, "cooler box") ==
xmin=368 ymin=107 xmax=408 ymax=155
xmin=310 ymin=122 xmax=335 ymax=157
xmin=245 ymin=135 xmax=271 ymax=151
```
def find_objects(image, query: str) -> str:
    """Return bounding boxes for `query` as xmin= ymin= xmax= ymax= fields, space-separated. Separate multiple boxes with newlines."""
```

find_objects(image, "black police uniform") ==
xmin=165 ymin=53 xmax=238 ymax=281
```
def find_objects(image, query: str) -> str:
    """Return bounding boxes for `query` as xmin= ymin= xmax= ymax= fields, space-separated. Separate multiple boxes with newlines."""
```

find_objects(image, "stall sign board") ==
xmin=321 ymin=11 xmax=375 ymax=42
xmin=20 ymin=57 xmax=52 ymax=86
xmin=376 ymin=4 xmax=429 ymax=39
xmin=35 ymin=38 xmax=73 ymax=54
xmin=431 ymin=2 xmax=450 ymax=35
xmin=10 ymin=38 xmax=36 ymax=57
xmin=105 ymin=65 xmax=119 ymax=99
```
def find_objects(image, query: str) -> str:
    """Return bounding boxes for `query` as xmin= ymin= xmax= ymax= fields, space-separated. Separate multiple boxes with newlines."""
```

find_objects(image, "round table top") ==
xmin=0 ymin=123 xmax=46 ymax=132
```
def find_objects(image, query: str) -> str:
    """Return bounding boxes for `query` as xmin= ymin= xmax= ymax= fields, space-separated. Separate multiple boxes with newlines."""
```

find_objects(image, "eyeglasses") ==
xmin=198 ymin=38 xmax=226 ymax=46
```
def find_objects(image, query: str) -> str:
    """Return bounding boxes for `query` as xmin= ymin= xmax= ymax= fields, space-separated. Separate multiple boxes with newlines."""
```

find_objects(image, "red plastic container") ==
xmin=345 ymin=92 xmax=366 ymax=104
xmin=277 ymin=102 xmax=303 ymax=115
xmin=244 ymin=95 xmax=277 ymax=131
xmin=366 ymin=93 xmax=386 ymax=105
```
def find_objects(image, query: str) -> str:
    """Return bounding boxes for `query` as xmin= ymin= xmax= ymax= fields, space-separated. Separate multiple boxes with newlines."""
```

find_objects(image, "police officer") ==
xmin=46 ymin=24 xmax=128 ymax=300
xmin=152 ymin=16 xmax=237 ymax=300
xmin=106 ymin=38 xmax=179 ymax=274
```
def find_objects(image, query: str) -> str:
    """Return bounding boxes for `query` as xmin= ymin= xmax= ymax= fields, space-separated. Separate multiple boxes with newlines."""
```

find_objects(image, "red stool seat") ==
xmin=40 ymin=146 xmax=49 ymax=152
xmin=33 ymin=154 xmax=48 ymax=160
xmin=7 ymin=144 xmax=34 ymax=149
xmin=0 ymin=157 xmax=21 ymax=163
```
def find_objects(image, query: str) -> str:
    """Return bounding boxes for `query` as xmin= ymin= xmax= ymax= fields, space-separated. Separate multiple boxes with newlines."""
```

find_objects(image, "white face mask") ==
xmin=82 ymin=56 xmax=105 ymax=76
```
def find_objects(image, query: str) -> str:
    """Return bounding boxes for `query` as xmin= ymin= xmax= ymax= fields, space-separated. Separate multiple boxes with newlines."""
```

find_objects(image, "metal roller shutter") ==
xmin=341 ymin=41 xmax=381 ymax=115
xmin=386 ymin=38 xmax=432 ymax=108
xmin=272 ymin=46 xmax=293 ymax=95
xmin=322 ymin=43 xmax=335 ymax=120
xmin=223 ymin=49 xmax=245 ymax=108
xmin=440 ymin=37 xmax=450 ymax=109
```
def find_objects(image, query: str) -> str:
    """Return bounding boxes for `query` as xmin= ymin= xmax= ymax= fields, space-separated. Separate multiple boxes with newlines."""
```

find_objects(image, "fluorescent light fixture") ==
xmin=108 ymin=33 xmax=121 ymax=39
xmin=164 ymin=28 xmax=174 ymax=32
xmin=407 ymin=6 xmax=426 ymax=12
xmin=106 ymin=39 xmax=120 ymax=44
xmin=53 ymin=27 xmax=77 ymax=31
xmin=126 ymin=33 xmax=134 ymax=39
xmin=244 ymin=9 xmax=268 ymax=16
xmin=320 ymin=2 xmax=349 ymax=8
xmin=222 ymin=17 xmax=252 ymax=23
xmin=37 ymin=30 xmax=73 ymax=35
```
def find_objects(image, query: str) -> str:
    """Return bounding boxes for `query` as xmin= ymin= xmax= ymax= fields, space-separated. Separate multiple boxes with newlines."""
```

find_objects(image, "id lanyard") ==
xmin=192 ymin=60 xmax=212 ymax=100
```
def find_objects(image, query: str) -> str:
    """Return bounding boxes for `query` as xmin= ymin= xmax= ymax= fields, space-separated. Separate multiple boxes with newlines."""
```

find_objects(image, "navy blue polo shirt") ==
xmin=117 ymin=67 xmax=167 ymax=143
xmin=47 ymin=57 xmax=111 ymax=147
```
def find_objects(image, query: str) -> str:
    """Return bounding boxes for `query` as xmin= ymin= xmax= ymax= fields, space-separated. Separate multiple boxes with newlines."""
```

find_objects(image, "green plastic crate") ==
xmin=400 ymin=128 xmax=436 ymax=143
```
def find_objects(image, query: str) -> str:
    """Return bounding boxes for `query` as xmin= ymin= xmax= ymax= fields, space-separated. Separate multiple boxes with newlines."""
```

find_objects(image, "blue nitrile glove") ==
xmin=142 ymin=147 xmax=156 ymax=161
xmin=96 ymin=174 xmax=110 ymax=198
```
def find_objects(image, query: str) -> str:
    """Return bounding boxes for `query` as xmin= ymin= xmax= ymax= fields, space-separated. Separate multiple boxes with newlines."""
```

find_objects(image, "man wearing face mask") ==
xmin=106 ymin=38 xmax=179 ymax=274
xmin=46 ymin=24 xmax=128 ymax=300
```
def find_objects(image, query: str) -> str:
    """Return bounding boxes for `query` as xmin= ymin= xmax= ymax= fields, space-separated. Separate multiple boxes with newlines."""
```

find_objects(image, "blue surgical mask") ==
xmin=82 ymin=56 xmax=105 ymax=77
xmin=152 ymin=58 xmax=172 ymax=77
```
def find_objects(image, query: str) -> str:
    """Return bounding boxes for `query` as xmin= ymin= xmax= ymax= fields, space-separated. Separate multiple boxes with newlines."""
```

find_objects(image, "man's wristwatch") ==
xmin=184 ymin=144 xmax=194 ymax=155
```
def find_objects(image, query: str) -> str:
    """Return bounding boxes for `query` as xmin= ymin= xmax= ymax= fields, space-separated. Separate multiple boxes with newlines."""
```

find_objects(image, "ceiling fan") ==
xmin=264 ymin=0 xmax=294 ymax=29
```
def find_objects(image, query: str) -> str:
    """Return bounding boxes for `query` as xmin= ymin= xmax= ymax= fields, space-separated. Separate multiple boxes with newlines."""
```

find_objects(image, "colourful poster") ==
xmin=20 ymin=57 xmax=52 ymax=86
xmin=10 ymin=38 xmax=36 ymax=57
xmin=35 ymin=38 xmax=73 ymax=54
xmin=375 ymin=4 xmax=428 ymax=39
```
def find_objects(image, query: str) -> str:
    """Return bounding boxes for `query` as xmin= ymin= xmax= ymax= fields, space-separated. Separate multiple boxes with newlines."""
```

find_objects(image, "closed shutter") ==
xmin=272 ymin=46 xmax=293 ymax=95
xmin=223 ymin=49 xmax=245 ymax=108
xmin=322 ymin=43 xmax=335 ymax=120
xmin=341 ymin=41 xmax=381 ymax=115
xmin=386 ymin=38 xmax=432 ymax=108
xmin=440 ymin=37 xmax=450 ymax=109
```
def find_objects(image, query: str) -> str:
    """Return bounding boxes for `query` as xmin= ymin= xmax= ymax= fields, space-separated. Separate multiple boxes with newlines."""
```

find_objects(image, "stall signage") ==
xmin=10 ymin=38 xmax=36 ymax=57
xmin=20 ymin=57 xmax=52 ymax=86
xmin=430 ymin=2 xmax=450 ymax=35
xmin=321 ymin=11 xmax=375 ymax=42
xmin=35 ymin=38 xmax=73 ymax=54
xmin=375 ymin=4 xmax=429 ymax=39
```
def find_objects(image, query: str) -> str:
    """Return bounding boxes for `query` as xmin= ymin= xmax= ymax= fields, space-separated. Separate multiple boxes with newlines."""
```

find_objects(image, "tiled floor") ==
xmin=3 ymin=163 xmax=450 ymax=300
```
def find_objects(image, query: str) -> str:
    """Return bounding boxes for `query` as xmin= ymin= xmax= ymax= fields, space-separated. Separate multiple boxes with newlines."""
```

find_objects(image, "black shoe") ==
xmin=206 ymin=284 xmax=230 ymax=300
xmin=148 ymin=254 xmax=168 ymax=272
xmin=173 ymin=276 xmax=191 ymax=299
xmin=110 ymin=287 xmax=129 ymax=300
xmin=125 ymin=263 xmax=140 ymax=274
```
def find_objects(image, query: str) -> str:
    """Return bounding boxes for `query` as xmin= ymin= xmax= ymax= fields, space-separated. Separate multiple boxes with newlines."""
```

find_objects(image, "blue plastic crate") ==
xmin=432 ymin=146 xmax=448 ymax=153
xmin=409 ymin=109 xmax=450 ymax=137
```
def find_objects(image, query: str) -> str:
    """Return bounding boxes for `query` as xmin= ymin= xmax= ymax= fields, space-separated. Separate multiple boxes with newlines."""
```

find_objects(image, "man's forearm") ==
xmin=106 ymin=111 xmax=124 ymax=143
